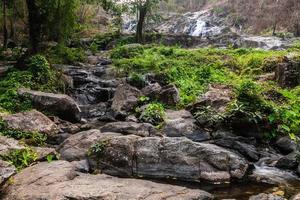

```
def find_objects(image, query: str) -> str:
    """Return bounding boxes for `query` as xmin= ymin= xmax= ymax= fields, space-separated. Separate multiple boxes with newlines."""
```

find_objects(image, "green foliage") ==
xmin=111 ymin=44 xmax=144 ymax=59
xmin=194 ymin=106 xmax=225 ymax=127
xmin=90 ymin=32 xmax=120 ymax=52
xmin=46 ymin=44 xmax=85 ymax=64
xmin=0 ymin=146 xmax=38 ymax=171
xmin=139 ymin=103 xmax=165 ymax=125
xmin=0 ymin=55 xmax=64 ymax=113
xmin=0 ymin=119 xmax=47 ymax=146
xmin=88 ymin=142 xmax=107 ymax=158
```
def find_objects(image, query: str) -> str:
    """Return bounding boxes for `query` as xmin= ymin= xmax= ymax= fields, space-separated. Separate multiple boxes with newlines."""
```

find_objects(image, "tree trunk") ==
xmin=3 ymin=0 xmax=8 ymax=49
xmin=136 ymin=6 xmax=147 ymax=43
xmin=26 ymin=0 xmax=41 ymax=53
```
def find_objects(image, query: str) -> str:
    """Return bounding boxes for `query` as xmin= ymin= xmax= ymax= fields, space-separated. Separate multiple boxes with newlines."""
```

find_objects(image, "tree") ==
xmin=122 ymin=0 xmax=164 ymax=43
xmin=25 ymin=0 xmax=78 ymax=53
xmin=2 ymin=0 xmax=8 ymax=49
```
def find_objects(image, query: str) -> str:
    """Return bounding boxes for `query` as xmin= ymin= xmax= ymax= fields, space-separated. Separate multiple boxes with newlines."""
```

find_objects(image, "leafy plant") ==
xmin=88 ymin=142 xmax=107 ymax=158
xmin=139 ymin=103 xmax=165 ymax=125
xmin=0 ymin=147 xmax=38 ymax=171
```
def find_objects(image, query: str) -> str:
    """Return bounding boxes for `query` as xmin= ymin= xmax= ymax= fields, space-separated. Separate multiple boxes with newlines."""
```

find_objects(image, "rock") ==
xmin=159 ymin=84 xmax=180 ymax=106
xmin=3 ymin=110 xmax=58 ymax=136
xmin=2 ymin=161 xmax=213 ymax=200
xmin=275 ymin=136 xmax=297 ymax=154
xmin=71 ymin=159 xmax=90 ymax=173
xmin=249 ymin=193 xmax=285 ymax=200
xmin=162 ymin=110 xmax=210 ymax=142
xmin=0 ymin=160 xmax=16 ymax=187
xmin=58 ymin=129 xmax=121 ymax=161
xmin=0 ymin=136 xmax=24 ymax=156
xmin=275 ymin=54 xmax=300 ymax=88
xmin=125 ymin=115 xmax=138 ymax=122
xmin=101 ymin=121 xmax=158 ymax=137
xmin=111 ymin=84 xmax=142 ymax=118
xmin=275 ymin=152 xmax=299 ymax=170
xmin=34 ymin=147 xmax=58 ymax=161
xmin=18 ymin=89 xmax=81 ymax=122
xmin=141 ymin=82 xmax=162 ymax=98
xmin=298 ymin=164 xmax=300 ymax=175
xmin=89 ymin=136 xmax=248 ymax=183
xmin=189 ymin=84 xmax=233 ymax=113
xmin=212 ymin=136 xmax=260 ymax=161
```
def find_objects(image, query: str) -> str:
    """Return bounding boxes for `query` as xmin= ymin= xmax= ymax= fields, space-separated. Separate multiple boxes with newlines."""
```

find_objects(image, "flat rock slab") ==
xmin=3 ymin=110 xmax=58 ymax=136
xmin=89 ymin=135 xmax=248 ymax=183
xmin=2 ymin=161 xmax=213 ymax=200
xmin=18 ymin=89 xmax=81 ymax=122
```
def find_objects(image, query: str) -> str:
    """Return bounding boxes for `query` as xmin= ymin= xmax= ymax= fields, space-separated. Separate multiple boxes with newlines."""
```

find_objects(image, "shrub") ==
xmin=28 ymin=55 xmax=52 ymax=85
xmin=0 ymin=146 xmax=38 ymax=171
xmin=111 ymin=44 xmax=144 ymax=59
xmin=88 ymin=142 xmax=107 ymax=158
xmin=47 ymin=44 xmax=85 ymax=64
xmin=139 ymin=103 xmax=165 ymax=126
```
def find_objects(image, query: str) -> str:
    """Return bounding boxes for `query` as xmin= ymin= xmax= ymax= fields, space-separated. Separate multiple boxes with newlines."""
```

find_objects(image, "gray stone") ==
xmin=141 ymin=82 xmax=162 ymax=98
xmin=111 ymin=84 xmax=142 ymax=117
xmin=291 ymin=193 xmax=300 ymax=200
xmin=249 ymin=193 xmax=285 ymax=200
xmin=2 ymin=161 xmax=213 ymax=200
xmin=58 ymin=129 xmax=121 ymax=161
xmin=89 ymin=136 xmax=248 ymax=183
xmin=34 ymin=147 xmax=58 ymax=161
xmin=18 ymin=89 xmax=81 ymax=122
xmin=162 ymin=110 xmax=210 ymax=142
xmin=0 ymin=160 xmax=16 ymax=186
xmin=101 ymin=121 xmax=158 ymax=137
xmin=275 ymin=152 xmax=299 ymax=170
xmin=3 ymin=110 xmax=58 ymax=136
xmin=159 ymin=84 xmax=180 ymax=106
xmin=275 ymin=136 xmax=297 ymax=154
xmin=0 ymin=136 xmax=24 ymax=156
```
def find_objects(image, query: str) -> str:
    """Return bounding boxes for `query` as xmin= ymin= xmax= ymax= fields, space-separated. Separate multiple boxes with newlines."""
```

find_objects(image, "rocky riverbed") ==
xmin=0 ymin=52 xmax=300 ymax=200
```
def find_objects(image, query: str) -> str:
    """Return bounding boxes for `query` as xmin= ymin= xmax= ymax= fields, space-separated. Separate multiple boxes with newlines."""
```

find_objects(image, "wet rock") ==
xmin=141 ymin=82 xmax=162 ymax=98
xmin=275 ymin=152 xmax=299 ymax=170
xmin=89 ymin=136 xmax=248 ymax=183
xmin=275 ymin=54 xmax=300 ymax=88
xmin=212 ymin=135 xmax=260 ymax=161
xmin=159 ymin=84 xmax=180 ymax=106
xmin=100 ymin=121 xmax=158 ymax=137
xmin=58 ymin=129 xmax=121 ymax=161
xmin=111 ymin=84 xmax=142 ymax=118
xmin=0 ymin=136 xmax=24 ymax=156
xmin=2 ymin=161 xmax=213 ymax=200
xmin=0 ymin=160 xmax=16 ymax=187
xmin=275 ymin=136 xmax=297 ymax=155
xmin=3 ymin=110 xmax=58 ymax=136
xmin=249 ymin=193 xmax=285 ymax=200
xmin=162 ymin=110 xmax=210 ymax=142
xmin=18 ymin=89 xmax=81 ymax=122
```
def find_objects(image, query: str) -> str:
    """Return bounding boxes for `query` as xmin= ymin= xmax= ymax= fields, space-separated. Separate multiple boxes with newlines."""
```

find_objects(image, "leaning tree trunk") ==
xmin=26 ymin=0 xmax=41 ymax=53
xmin=3 ymin=0 xmax=8 ymax=49
xmin=136 ymin=6 xmax=147 ymax=43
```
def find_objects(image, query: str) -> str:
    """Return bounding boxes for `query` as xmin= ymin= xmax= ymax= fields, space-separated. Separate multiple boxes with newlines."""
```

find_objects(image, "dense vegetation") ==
xmin=112 ymin=44 xmax=300 ymax=139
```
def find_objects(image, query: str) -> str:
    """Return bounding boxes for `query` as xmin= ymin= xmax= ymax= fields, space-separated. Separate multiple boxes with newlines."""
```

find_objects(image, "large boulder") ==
xmin=162 ymin=110 xmax=210 ymax=142
xmin=275 ymin=152 xmax=299 ymax=170
xmin=111 ymin=84 xmax=142 ymax=118
xmin=2 ymin=161 xmax=213 ymax=200
xmin=58 ymin=129 xmax=121 ymax=161
xmin=275 ymin=54 xmax=300 ymax=88
xmin=88 ymin=136 xmax=248 ymax=183
xmin=2 ymin=110 xmax=58 ymax=136
xmin=18 ymin=89 xmax=81 ymax=122
xmin=141 ymin=82 xmax=162 ymax=99
xmin=101 ymin=121 xmax=158 ymax=137
xmin=0 ymin=160 xmax=16 ymax=187
xmin=158 ymin=84 xmax=180 ymax=106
